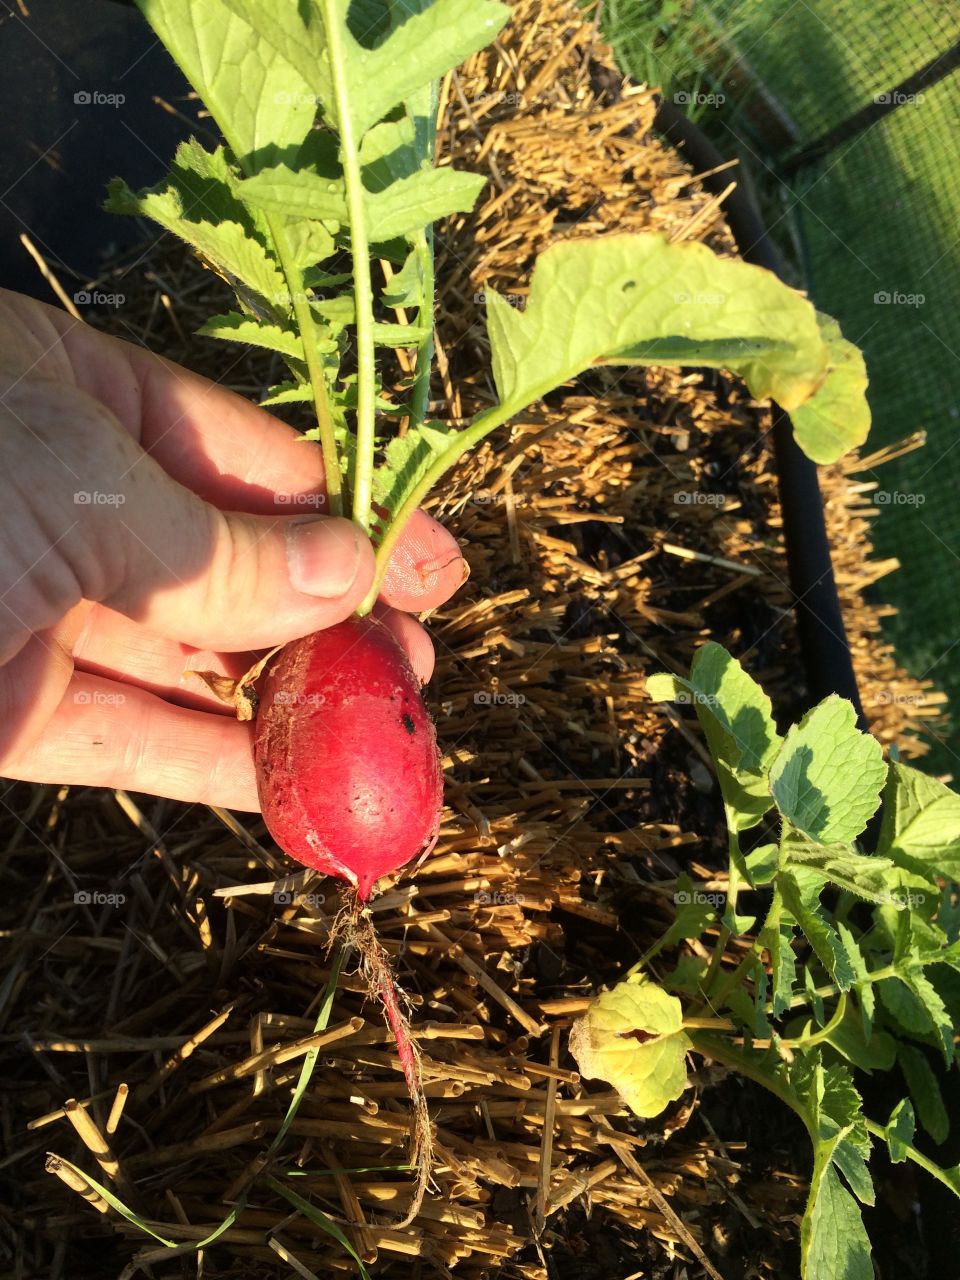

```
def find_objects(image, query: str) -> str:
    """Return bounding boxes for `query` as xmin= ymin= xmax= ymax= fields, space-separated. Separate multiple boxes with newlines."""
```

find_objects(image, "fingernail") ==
xmin=285 ymin=518 xmax=364 ymax=597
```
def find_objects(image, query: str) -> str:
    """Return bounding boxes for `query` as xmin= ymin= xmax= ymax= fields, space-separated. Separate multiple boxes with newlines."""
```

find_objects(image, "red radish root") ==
xmin=254 ymin=617 xmax=444 ymax=1221
xmin=332 ymin=890 xmax=433 ymax=1226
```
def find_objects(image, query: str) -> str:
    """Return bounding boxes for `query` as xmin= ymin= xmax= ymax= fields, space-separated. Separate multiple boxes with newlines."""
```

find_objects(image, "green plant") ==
xmin=570 ymin=642 xmax=960 ymax=1279
xmin=602 ymin=0 xmax=750 ymax=121
xmin=110 ymin=1 xmax=870 ymax=595
xmin=104 ymin=0 xmax=876 ymax=1241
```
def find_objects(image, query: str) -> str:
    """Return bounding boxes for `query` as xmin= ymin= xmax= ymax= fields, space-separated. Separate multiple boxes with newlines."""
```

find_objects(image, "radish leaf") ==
xmin=382 ymin=250 xmax=425 ymax=309
xmin=105 ymin=171 xmax=286 ymax=312
xmin=896 ymin=968 xmax=953 ymax=1064
xmin=197 ymin=313 xmax=312 ymax=359
xmin=802 ymin=1164 xmax=873 ymax=1280
xmin=371 ymin=423 xmax=459 ymax=532
xmin=485 ymin=235 xmax=871 ymax=463
xmin=364 ymin=168 xmax=488 ymax=241
xmin=877 ymin=1098 xmax=915 ymax=1163
xmin=260 ymin=381 xmax=314 ymax=407
xmin=779 ymin=842 xmax=897 ymax=904
xmin=238 ymin=165 xmax=349 ymax=221
xmin=222 ymin=0 xmax=509 ymax=139
xmin=648 ymin=642 xmax=780 ymax=830
xmin=837 ymin=921 xmax=875 ymax=1037
xmin=896 ymin=1043 xmax=949 ymax=1143
xmin=373 ymin=322 xmax=431 ymax=347
xmin=787 ymin=1058 xmax=874 ymax=1280
xmin=781 ymin=870 xmax=857 ymax=990
xmin=135 ymin=0 xmax=317 ymax=166
xmin=792 ymin=313 xmax=870 ymax=465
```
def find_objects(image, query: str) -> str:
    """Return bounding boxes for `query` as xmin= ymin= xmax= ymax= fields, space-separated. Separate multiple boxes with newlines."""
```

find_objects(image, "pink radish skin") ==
xmin=254 ymin=615 xmax=444 ymax=900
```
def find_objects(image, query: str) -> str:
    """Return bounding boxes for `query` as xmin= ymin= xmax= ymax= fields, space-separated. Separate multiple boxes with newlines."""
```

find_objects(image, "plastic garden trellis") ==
xmin=611 ymin=0 xmax=960 ymax=765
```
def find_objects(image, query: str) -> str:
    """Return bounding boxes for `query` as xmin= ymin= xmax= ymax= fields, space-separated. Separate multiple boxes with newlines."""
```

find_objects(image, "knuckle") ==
xmin=0 ymin=570 xmax=81 ymax=640
xmin=0 ymin=384 xmax=132 ymax=605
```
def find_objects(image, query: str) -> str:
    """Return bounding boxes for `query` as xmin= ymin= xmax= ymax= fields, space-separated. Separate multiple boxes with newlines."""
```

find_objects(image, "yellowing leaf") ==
xmin=791 ymin=313 xmax=871 ymax=465
xmin=486 ymin=234 xmax=871 ymax=465
xmin=568 ymin=977 xmax=690 ymax=1118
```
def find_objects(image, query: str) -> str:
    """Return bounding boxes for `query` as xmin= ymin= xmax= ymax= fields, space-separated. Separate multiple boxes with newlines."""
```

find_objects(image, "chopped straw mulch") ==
xmin=0 ymin=2 xmax=947 ymax=1278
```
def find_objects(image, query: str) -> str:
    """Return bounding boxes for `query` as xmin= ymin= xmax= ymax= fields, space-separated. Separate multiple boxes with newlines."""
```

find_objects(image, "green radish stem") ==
xmin=321 ymin=0 xmax=376 ymax=535
xmin=409 ymin=226 xmax=436 ymax=430
xmin=407 ymin=76 xmax=439 ymax=430
xmin=266 ymin=213 xmax=344 ymax=518
xmin=358 ymin=399 xmax=516 ymax=615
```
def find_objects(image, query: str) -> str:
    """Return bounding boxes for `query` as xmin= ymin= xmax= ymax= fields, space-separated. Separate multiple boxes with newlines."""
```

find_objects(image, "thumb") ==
xmin=110 ymin=505 xmax=376 ymax=650
xmin=1 ymin=380 xmax=375 ymax=653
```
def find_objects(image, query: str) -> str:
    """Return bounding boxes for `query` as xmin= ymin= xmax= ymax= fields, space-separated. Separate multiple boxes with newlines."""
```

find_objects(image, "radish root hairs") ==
xmin=331 ymin=888 xmax=434 ymax=1227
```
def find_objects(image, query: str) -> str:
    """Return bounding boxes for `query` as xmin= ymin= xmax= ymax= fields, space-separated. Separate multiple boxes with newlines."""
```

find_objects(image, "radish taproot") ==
xmin=253 ymin=615 xmax=442 ymax=1219
xmin=254 ymin=615 xmax=443 ymax=900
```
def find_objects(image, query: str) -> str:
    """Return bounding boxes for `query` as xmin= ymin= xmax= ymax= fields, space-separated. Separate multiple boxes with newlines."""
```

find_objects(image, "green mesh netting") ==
xmin=606 ymin=0 xmax=960 ymax=765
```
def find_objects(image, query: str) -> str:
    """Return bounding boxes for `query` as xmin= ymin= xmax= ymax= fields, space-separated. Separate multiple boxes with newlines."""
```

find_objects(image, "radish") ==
xmin=252 ymin=615 xmax=442 ymax=1218
xmin=254 ymin=615 xmax=443 ymax=902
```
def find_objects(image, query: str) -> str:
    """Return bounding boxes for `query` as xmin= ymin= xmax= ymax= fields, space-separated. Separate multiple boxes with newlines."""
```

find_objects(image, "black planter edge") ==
xmin=652 ymin=97 xmax=867 ymax=730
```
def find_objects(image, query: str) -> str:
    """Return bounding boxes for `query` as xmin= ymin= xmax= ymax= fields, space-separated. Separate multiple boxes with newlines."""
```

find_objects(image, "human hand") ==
xmin=0 ymin=289 xmax=464 ymax=810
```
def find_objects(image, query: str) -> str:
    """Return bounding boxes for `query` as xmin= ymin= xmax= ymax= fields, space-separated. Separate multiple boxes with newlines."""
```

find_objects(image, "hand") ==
xmin=0 ymin=289 xmax=465 ymax=810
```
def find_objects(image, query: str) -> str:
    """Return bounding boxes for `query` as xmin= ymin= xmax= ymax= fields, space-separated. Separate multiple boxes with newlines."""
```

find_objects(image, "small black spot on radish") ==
xmin=402 ymin=713 xmax=416 ymax=735
xmin=622 ymin=279 xmax=637 ymax=292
